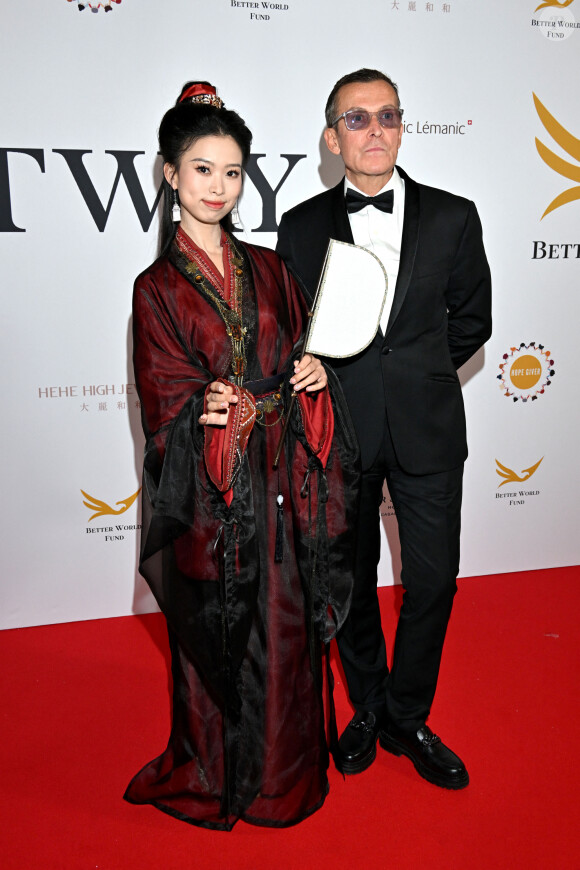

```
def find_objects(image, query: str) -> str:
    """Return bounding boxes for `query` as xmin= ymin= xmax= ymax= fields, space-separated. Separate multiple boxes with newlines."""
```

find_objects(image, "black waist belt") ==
xmin=244 ymin=373 xmax=285 ymax=397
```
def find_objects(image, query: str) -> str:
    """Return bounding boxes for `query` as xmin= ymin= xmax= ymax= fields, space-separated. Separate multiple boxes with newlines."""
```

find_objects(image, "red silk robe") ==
xmin=124 ymin=236 xmax=358 ymax=830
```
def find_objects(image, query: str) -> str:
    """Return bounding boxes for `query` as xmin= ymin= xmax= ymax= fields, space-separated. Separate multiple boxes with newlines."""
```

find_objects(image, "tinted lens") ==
xmin=378 ymin=109 xmax=401 ymax=128
xmin=344 ymin=111 xmax=370 ymax=130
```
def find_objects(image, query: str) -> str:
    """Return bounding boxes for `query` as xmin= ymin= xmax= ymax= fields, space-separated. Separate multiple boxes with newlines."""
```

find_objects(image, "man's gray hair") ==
xmin=325 ymin=69 xmax=401 ymax=128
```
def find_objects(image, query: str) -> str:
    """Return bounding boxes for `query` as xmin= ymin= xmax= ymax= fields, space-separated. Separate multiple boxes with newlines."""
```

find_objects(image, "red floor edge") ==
xmin=1 ymin=565 xmax=579 ymax=870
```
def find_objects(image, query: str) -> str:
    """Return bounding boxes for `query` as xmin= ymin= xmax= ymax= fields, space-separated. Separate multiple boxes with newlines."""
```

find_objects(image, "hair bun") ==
xmin=178 ymin=81 xmax=224 ymax=109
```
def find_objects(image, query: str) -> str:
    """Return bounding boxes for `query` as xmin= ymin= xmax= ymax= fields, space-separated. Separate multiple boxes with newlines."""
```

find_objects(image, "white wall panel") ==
xmin=1 ymin=0 xmax=578 ymax=627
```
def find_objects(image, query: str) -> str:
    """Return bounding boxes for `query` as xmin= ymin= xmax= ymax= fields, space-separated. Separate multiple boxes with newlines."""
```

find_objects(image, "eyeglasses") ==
xmin=332 ymin=107 xmax=404 ymax=131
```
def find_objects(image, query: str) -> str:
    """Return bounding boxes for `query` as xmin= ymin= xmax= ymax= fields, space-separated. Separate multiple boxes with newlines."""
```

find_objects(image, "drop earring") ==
xmin=172 ymin=189 xmax=181 ymax=222
xmin=231 ymin=200 xmax=241 ymax=227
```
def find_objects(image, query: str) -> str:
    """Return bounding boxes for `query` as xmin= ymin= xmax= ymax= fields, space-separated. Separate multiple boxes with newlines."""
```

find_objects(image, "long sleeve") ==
xmin=133 ymin=268 xmax=214 ymax=455
xmin=445 ymin=201 xmax=492 ymax=370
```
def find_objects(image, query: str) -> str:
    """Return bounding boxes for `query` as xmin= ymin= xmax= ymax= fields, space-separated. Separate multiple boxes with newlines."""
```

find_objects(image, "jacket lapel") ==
xmin=384 ymin=166 xmax=419 ymax=337
xmin=330 ymin=180 xmax=354 ymax=244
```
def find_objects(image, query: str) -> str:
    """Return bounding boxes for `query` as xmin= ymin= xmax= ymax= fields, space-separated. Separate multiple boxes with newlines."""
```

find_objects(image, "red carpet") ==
xmin=2 ymin=566 xmax=579 ymax=869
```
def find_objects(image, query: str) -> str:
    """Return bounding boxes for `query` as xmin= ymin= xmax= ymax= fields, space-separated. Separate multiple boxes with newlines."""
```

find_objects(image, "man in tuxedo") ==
xmin=276 ymin=69 xmax=491 ymax=789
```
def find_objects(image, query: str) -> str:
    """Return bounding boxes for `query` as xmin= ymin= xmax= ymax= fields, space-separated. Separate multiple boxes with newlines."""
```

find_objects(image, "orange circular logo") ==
xmin=498 ymin=343 xmax=555 ymax=402
xmin=509 ymin=355 xmax=542 ymax=389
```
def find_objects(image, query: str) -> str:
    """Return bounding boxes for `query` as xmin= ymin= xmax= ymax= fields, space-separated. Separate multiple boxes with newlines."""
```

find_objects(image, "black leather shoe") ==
xmin=379 ymin=724 xmax=469 ymax=789
xmin=338 ymin=710 xmax=382 ymax=774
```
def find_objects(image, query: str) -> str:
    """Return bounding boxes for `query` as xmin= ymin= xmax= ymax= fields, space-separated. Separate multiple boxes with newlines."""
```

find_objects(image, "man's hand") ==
xmin=199 ymin=381 xmax=238 ymax=427
xmin=290 ymin=354 xmax=327 ymax=393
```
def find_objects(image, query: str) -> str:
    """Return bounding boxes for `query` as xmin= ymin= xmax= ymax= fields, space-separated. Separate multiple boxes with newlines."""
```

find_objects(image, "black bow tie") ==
xmin=345 ymin=188 xmax=394 ymax=214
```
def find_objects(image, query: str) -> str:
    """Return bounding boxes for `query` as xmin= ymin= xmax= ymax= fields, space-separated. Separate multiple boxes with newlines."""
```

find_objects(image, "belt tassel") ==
xmin=274 ymin=492 xmax=284 ymax=563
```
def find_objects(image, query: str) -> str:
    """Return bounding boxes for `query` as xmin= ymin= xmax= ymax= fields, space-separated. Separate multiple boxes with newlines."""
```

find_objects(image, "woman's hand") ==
xmin=199 ymin=381 xmax=238 ymax=426
xmin=290 ymin=354 xmax=327 ymax=393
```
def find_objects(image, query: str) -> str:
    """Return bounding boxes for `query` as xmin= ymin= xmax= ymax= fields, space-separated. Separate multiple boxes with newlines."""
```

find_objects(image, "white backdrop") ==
xmin=1 ymin=0 xmax=579 ymax=629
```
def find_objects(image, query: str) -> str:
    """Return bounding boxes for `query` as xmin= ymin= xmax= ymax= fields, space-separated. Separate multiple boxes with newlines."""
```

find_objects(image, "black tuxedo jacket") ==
xmin=276 ymin=166 xmax=492 ymax=473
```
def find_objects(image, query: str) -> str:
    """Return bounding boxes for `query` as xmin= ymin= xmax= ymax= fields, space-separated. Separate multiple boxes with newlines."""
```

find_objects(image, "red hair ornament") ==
xmin=179 ymin=83 xmax=224 ymax=108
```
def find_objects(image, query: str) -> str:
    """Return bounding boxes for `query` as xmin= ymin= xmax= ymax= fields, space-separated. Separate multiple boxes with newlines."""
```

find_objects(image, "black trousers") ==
xmin=337 ymin=419 xmax=463 ymax=732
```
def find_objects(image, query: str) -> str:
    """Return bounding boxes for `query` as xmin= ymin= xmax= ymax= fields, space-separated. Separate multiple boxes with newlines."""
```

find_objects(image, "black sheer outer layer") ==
xmin=124 ymin=239 xmax=359 ymax=830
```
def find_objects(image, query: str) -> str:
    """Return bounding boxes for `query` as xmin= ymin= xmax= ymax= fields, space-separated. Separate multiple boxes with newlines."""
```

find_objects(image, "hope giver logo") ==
xmin=67 ymin=1 xmax=122 ymax=12
xmin=497 ymin=343 xmax=555 ymax=401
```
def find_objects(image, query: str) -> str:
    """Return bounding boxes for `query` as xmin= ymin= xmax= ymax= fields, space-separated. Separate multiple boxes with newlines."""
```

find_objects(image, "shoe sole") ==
xmin=339 ymin=741 xmax=377 ymax=775
xmin=378 ymin=733 xmax=469 ymax=790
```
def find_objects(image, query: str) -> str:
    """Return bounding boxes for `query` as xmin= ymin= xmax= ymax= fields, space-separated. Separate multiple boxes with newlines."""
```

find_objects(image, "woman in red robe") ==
xmin=124 ymin=82 xmax=358 ymax=830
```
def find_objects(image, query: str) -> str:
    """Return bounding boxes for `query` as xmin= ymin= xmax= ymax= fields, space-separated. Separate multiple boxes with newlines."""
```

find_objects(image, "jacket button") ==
xmin=381 ymin=346 xmax=391 ymax=355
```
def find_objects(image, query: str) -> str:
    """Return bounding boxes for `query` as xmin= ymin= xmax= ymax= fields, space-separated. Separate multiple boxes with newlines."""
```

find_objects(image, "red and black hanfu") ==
xmin=124 ymin=230 xmax=359 ymax=830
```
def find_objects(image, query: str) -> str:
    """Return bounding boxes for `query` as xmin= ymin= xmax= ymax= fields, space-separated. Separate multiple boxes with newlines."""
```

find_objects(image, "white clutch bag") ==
xmin=305 ymin=239 xmax=388 ymax=358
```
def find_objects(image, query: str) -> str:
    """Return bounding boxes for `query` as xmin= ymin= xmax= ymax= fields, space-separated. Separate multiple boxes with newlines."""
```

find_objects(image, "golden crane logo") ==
xmin=495 ymin=458 xmax=544 ymax=487
xmin=534 ymin=94 xmax=580 ymax=218
xmin=81 ymin=488 xmax=141 ymax=522
xmin=534 ymin=0 xmax=574 ymax=10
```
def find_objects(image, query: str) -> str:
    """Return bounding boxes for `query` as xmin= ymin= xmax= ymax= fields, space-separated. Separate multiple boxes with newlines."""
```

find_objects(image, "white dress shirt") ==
xmin=345 ymin=167 xmax=405 ymax=335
